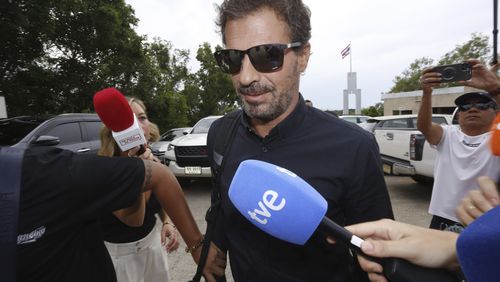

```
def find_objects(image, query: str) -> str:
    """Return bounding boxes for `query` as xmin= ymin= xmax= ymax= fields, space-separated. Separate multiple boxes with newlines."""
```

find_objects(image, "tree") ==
xmin=389 ymin=33 xmax=490 ymax=93
xmin=438 ymin=33 xmax=490 ymax=65
xmin=362 ymin=102 xmax=384 ymax=116
xmin=183 ymin=43 xmax=237 ymax=124
xmin=133 ymin=39 xmax=191 ymax=132
xmin=389 ymin=57 xmax=434 ymax=93
xmin=0 ymin=0 xmax=145 ymax=116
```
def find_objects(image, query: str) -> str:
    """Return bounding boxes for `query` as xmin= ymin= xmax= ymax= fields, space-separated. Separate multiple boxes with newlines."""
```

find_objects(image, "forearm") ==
xmin=417 ymin=90 xmax=433 ymax=133
xmin=417 ymin=70 xmax=445 ymax=144
xmin=147 ymin=162 xmax=203 ymax=249
xmin=159 ymin=209 xmax=169 ymax=224
xmin=348 ymin=219 xmax=460 ymax=270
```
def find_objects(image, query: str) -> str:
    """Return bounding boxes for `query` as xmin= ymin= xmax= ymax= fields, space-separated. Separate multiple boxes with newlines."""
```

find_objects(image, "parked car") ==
xmin=150 ymin=127 xmax=191 ymax=164
xmin=358 ymin=117 xmax=381 ymax=133
xmin=0 ymin=113 xmax=102 ymax=154
xmin=371 ymin=114 xmax=453 ymax=184
xmin=165 ymin=115 xmax=222 ymax=182
xmin=339 ymin=115 xmax=370 ymax=124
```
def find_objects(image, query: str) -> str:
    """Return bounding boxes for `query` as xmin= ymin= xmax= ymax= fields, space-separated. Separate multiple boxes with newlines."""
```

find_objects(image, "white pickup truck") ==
xmin=164 ymin=115 xmax=222 ymax=182
xmin=370 ymin=114 xmax=454 ymax=183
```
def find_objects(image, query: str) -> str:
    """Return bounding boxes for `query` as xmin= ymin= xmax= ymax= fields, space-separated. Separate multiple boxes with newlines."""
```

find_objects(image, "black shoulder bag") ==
xmin=190 ymin=110 xmax=242 ymax=282
xmin=0 ymin=147 xmax=25 ymax=282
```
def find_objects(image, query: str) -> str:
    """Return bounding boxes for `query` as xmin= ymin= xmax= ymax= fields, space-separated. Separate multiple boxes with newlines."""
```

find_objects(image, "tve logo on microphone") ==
xmin=229 ymin=160 xmax=328 ymax=245
xmin=248 ymin=190 xmax=286 ymax=225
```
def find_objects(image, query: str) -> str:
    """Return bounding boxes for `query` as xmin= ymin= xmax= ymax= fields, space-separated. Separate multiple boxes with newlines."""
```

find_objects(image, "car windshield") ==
xmin=160 ymin=128 xmax=188 ymax=141
xmin=0 ymin=116 xmax=46 ymax=146
xmin=191 ymin=117 xmax=219 ymax=134
xmin=359 ymin=121 xmax=378 ymax=132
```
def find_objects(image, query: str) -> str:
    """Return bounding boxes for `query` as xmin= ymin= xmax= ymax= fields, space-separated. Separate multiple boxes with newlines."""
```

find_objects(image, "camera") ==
xmin=432 ymin=63 xmax=472 ymax=82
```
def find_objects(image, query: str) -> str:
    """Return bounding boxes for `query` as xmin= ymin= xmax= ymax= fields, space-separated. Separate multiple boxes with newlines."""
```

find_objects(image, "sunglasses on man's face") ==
xmin=458 ymin=101 xmax=496 ymax=112
xmin=213 ymin=42 xmax=302 ymax=74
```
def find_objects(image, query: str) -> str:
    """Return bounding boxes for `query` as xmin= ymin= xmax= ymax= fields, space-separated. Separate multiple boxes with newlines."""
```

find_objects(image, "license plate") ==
xmin=185 ymin=166 xmax=202 ymax=175
xmin=383 ymin=164 xmax=392 ymax=174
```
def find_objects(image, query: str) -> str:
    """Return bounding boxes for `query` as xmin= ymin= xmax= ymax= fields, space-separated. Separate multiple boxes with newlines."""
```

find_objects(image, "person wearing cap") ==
xmin=455 ymin=58 xmax=500 ymax=224
xmin=419 ymin=66 xmax=500 ymax=232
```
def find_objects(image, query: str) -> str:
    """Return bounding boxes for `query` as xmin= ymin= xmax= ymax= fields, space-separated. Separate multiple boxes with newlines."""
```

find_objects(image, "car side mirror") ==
xmin=32 ymin=135 xmax=60 ymax=146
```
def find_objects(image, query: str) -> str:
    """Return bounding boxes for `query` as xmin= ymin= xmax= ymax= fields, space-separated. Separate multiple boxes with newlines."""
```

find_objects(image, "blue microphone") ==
xmin=229 ymin=160 xmax=459 ymax=282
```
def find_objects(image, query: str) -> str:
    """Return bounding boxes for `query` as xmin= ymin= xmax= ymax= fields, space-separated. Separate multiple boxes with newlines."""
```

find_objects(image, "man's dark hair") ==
xmin=215 ymin=0 xmax=311 ymax=46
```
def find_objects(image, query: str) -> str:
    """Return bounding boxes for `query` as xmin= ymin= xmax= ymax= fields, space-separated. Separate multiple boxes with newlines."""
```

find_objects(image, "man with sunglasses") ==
xmin=419 ymin=67 xmax=500 ymax=233
xmin=203 ymin=1 xmax=394 ymax=281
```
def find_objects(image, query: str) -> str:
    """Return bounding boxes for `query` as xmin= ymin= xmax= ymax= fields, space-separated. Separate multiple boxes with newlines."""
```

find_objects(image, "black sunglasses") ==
xmin=458 ymin=101 xmax=496 ymax=112
xmin=214 ymin=42 xmax=302 ymax=74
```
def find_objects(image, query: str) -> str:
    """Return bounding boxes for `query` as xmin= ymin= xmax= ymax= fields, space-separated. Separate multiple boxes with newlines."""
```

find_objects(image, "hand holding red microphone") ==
xmin=93 ymin=87 xmax=147 ymax=156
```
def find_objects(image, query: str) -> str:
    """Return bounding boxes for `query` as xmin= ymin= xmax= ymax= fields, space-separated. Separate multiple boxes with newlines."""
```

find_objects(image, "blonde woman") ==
xmin=99 ymin=97 xmax=179 ymax=282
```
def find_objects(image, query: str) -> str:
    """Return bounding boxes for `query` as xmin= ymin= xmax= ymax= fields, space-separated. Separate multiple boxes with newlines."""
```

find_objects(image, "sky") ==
xmin=124 ymin=0 xmax=496 ymax=111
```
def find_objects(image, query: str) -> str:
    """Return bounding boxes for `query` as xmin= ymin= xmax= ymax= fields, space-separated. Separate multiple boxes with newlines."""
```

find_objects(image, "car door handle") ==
xmin=385 ymin=133 xmax=394 ymax=140
xmin=77 ymin=148 xmax=91 ymax=153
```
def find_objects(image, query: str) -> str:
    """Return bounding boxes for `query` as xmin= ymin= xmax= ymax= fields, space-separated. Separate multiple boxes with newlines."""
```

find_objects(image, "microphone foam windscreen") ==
xmin=491 ymin=113 xmax=500 ymax=156
xmin=93 ymin=88 xmax=134 ymax=132
xmin=456 ymin=206 xmax=500 ymax=282
xmin=228 ymin=160 xmax=327 ymax=245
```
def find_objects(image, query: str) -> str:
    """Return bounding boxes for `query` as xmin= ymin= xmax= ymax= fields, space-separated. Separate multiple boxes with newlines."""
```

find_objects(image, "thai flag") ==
xmin=341 ymin=44 xmax=351 ymax=59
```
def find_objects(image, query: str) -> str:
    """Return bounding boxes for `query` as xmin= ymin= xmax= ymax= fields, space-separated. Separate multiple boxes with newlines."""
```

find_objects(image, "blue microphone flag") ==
xmin=228 ymin=160 xmax=327 ymax=245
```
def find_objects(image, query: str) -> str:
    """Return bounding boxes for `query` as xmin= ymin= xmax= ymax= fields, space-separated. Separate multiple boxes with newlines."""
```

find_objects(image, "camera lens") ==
xmin=442 ymin=67 xmax=456 ymax=81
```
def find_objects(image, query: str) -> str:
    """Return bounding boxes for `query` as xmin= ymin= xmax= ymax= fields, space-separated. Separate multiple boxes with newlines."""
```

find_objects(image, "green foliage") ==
xmin=389 ymin=33 xmax=491 ymax=93
xmin=184 ymin=43 xmax=237 ymax=124
xmin=134 ymin=39 xmax=191 ymax=132
xmin=438 ymin=33 xmax=490 ymax=65
xmin=0 ymin=0 xmax=144 ymax=116
xmin=0 ymin=1 xmax=237 ymax=134
xmin=389 ymin=57 xmax=434 ymax=93
xmin=362 ymin=102 xmax=383 ymax=116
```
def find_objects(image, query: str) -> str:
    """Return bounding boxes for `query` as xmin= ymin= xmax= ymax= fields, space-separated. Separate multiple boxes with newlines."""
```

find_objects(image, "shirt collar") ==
xmin=240 ymin=94 xmax=307 ymax=140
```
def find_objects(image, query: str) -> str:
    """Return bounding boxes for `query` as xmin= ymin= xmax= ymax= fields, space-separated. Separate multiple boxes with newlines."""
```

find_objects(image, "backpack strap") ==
xmin=190 ymin=110 xmax=241 ymax=282
xmin=0 ymin=147 xmax=25 ymax=282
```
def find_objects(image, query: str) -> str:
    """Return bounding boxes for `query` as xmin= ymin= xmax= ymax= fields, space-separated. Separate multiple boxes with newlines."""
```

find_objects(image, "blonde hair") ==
xmin=149 ymin=122 xmax=160 ymax=142
xmin=97 ymin=96 xmax=149 ymax=157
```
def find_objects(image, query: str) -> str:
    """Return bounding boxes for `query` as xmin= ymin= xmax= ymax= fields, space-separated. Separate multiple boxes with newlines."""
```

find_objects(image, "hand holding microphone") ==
xmin=228 ymin=160 xmax=459 ymax=282
xmin=93 ymin=87 xmax=147 ymax=155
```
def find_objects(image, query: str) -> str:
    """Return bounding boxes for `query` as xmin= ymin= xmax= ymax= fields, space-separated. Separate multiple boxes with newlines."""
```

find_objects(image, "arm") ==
xmin=345 ymin=219 xmax=460 ymax=282
xmin=344 ymin=135 xmax=394 ymax=224
xmin=111 ymin=147 xmax=156 ymax=227
xmin=141 ymin=160 xmax=204 ymax=263
xmin=456 ymin=176 xmax=500 ymax=226
xmin=142 ymin=161 xmax=227 ymax=281
xmin=418 ymin=68 xmax=444 ymax=145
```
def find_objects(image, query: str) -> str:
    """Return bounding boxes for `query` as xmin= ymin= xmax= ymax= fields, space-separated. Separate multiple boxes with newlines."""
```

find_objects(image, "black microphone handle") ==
xmin=319 ymin=217 xmax=459 ymax=282
xmin=135 ymin=144 xmax=146 ymax=156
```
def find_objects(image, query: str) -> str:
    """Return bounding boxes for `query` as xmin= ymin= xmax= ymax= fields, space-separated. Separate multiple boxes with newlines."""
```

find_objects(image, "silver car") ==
xmin=150 ymin=127 xmax=191 ymax=164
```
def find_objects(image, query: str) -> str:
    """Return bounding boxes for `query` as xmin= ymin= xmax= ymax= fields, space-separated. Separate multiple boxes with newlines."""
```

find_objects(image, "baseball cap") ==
xmin=454 ymin=92 xmax=496 ymax=106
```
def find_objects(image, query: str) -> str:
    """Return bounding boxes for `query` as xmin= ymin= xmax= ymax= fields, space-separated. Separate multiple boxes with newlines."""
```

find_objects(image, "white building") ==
xmin=381 ymin=86 xmax=482 ymax=116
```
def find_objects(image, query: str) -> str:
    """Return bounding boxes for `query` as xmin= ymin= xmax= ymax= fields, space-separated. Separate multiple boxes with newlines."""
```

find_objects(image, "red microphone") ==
xmin=93 ymin=88 xmax=147 ymax=153
xmin=492 ymin=113 xmax=500 ymax=156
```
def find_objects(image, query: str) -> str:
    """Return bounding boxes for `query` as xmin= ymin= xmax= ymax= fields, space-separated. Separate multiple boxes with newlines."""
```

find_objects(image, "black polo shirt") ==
xmin=17 ymin=147 xmax=144 ymax=282
xmin=207 ymin=96 xmax=394 ymax=282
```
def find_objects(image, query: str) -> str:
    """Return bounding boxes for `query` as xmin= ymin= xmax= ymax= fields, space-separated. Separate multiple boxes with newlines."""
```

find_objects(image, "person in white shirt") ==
xmin=418 ymin=68 xmax=500 ymax=232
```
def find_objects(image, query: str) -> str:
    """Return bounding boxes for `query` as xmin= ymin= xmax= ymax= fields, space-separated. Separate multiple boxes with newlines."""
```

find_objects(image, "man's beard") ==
xmin=240 ymin=89 xmax=292 ymax=122
xmin=238 ymin=77 xmax=298 ymax=122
